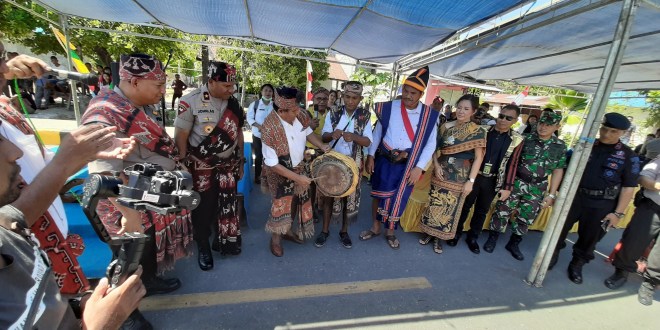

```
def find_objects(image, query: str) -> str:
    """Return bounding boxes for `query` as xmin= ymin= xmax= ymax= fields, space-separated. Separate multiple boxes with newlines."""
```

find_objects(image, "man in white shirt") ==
xmin=360 ymin=66 xmax=440 ymax=249
xmin=246 ymin=83 xmax=274 ymax=184
xmin=260 ymin=86 xmax=329 ymax=257
xmin=315 ymin=81 xmax=372 ymax=249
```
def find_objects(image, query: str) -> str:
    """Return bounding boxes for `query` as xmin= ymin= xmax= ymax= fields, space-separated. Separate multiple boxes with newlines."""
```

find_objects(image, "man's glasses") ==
xmin=498 ymin=113 xmax=516 ymax=121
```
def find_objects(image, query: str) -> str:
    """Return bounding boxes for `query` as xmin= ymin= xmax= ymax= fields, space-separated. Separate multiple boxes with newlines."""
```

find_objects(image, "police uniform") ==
xmin=174 ymin=61 xmax=244 ymax=271
xmin=176 ymin=84 xmax=226 ymax=147
xmin=487 ymin=112 xmax=567 ymax=259
xmin=553 ymin=113 xmax=640 ymax=284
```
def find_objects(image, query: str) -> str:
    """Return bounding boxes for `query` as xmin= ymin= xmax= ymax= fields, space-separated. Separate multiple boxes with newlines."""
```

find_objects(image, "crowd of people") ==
xmin=1 ymin=42 xmax=660 ymax=330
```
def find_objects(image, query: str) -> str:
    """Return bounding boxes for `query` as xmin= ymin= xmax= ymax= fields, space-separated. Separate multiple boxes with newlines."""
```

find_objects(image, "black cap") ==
xmin=602 ymin=113 xmax=631 ymax=130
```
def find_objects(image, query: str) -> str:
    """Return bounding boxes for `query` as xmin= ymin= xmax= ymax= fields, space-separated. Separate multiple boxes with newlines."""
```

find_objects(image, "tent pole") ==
xmin=568 ymin=96 xmax=593 ymax=148
xmin=389 ymin=62 xmax=398 ymax=99
xmin=240 ymin=52 xmax=247 ymax=109
xmin=60 ymin=14 xmax=81 ymax=125
xmin=525 ymin=0 xmax=639 ymax=287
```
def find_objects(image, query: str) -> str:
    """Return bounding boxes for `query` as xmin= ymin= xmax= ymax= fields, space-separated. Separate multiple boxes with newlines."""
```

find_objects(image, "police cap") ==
xmin=602 ymin=112 xmax=631 ymax=130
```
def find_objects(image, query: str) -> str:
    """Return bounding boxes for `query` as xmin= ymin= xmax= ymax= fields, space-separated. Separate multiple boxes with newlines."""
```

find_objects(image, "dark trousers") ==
xmin=253 ymin=136 xmax=264 ymax=180
xmin=192 ymin=184 xmax=219 ymax=248
xmin=456 ymin=175 xmax=498 ymax=238
xmin=171 ymin=92 xmax=182 ymax=110
xmin=557 ymin=193 xmax=616 ymax=262
xmin=612 ymin=198 xmax=660 ymax=274
xmin=111 ymin=226 xmax=158 ymax=279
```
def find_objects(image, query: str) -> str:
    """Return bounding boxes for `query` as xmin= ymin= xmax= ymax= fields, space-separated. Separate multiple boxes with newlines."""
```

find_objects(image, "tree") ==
xmin=0 ymin=2 xmax=198 ymax=71
xmin=546 ymin=89 xmax=589 ymax=116
xmin=643 ymin=91 xmax=660 ymax=128
xmin=350 ymin=68 xmax=392 ymax=109
xmin=214 ymin=40 xmax=329 ymax=95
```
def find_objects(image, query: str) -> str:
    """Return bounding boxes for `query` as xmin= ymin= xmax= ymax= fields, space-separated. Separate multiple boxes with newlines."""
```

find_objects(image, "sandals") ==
xmin=359 ymin=230 xmax=381 ymax=241
xmin=385 ymin=235 xmax=400 ymax=250
xmin=419 ymin=234 xmax=433 ymax=245
xmin=433 ymin=238 xmax=443 ymax=254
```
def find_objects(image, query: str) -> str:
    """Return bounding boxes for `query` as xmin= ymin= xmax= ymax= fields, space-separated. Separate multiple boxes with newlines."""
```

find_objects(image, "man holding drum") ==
xmin=315 ymin=81 xmax=372 ymax=249
xmin=261 ymin=86 xmax=329 ymax=257
xmin=361 ymin=66 xmax=441 ymax=249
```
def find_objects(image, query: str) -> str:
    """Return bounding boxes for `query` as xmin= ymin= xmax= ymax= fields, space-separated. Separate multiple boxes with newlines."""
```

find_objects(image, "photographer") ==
xmin=82 ymin=53 xmax=194 ymax=296
xmin=1 ymin=42 xmax=144 ymax=329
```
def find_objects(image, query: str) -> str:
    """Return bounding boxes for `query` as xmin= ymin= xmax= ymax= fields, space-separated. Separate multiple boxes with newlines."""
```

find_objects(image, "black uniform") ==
xmin=556 ymin=141 xmax=640 ymax=263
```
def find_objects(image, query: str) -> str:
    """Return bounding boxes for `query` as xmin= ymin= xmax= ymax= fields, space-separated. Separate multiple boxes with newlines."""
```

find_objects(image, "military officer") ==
xmin=174 ymin=61 xmax=245 ymax=271
xmin=485 ymin=111 xmax=567 ymax=260
xmin=550 ymin=113 xmax=640 ymax=284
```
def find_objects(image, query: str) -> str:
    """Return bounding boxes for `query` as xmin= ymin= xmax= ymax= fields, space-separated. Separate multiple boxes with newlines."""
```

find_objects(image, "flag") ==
xmin=306 ymin=60 xmax=313 ymax=106
xmin=50 ymin=25 xmax=89 ymax=74
xmin=512 ymin=86 xmax=529 ymax=105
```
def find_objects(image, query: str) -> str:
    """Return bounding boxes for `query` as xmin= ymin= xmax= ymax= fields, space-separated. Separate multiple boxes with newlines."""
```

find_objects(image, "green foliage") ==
xmin=350 ymin=68 xmax=392 ymax=107
xmin=0 ymin=2 xmax=198 ymax=70
xmin=215 ymin=40 xmax=329 ymax=94
xmin=643 ymin=91 xmax=660 ymax=128
xmin=546 ymin=89 xmax=588 ymax=113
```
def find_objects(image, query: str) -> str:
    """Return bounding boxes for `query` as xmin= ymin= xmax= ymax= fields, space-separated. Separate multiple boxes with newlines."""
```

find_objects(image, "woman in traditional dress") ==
xmin=419 ymin=94 xmax=486 ymax=254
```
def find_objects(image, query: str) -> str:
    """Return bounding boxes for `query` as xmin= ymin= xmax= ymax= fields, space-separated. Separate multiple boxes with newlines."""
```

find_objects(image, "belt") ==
xmin=578 ymin=188 xmax=606 ymax=197
xmin=377 ymin=149 xmax=408 ymax=164
xmin=478 ymin=171 xmax=496 ymax=178
xmin=517 ymin=174 xmax=546 ymax=184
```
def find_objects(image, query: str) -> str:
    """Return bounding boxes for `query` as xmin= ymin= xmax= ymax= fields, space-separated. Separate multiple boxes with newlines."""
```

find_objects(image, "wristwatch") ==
xmin=548 ymin=193 xmax=557 ymax=199
xmin=613 ymin=212 xmax=625 ymax=219
xmin=468 ymin=178 xmax=475 ymax=183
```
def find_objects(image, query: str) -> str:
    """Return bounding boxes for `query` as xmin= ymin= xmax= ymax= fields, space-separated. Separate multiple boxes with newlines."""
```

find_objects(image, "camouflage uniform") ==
xmin=491 ymin=122 xmax=567 ymax=236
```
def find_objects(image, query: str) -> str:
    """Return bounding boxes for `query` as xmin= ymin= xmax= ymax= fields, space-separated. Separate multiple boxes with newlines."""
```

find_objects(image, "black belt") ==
xmin=517 ymin=174 xmax=546 ymax=184
xmin=578 ymin=188 xmax=606 ymax=197
xmin=377 ymin=149 xmax=408 ymax=164
xmin=578 ymin=187 xmax=619 ymax=200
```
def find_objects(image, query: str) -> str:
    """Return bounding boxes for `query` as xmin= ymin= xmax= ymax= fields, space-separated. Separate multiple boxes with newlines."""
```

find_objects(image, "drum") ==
xmin=310 ymin=150 xmax=359 ymax=198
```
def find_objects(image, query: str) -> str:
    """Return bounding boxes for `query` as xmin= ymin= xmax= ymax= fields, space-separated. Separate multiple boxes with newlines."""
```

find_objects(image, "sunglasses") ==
xmin=498 ymin=113 xmax=516 ymax=121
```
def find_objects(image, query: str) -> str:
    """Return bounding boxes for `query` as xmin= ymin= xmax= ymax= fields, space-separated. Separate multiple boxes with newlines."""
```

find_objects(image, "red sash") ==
xmin=400 ymin=101 xmax=415 ymax=142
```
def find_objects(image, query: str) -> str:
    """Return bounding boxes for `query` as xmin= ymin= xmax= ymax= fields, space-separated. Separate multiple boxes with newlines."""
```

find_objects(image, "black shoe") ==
xmin=339 ymin=232 xmax=352 ymax=249
xmin=638 ymin=281 xmax=655 ymax=306
xmin=505 ymin=234 xmax=524 ymax=261
xmin=120 ymin=309 xmax=153 ymax=330
xmin=548 ymin=250 xmax=559 ymax=270
xmin=144 ymin=276 xmax=181 ymax=296
xmin=198 ymin=245 xmax=214 ymax=271
xmin=466 ymin=236 xmax=480 ymax=254
xmin=604 ymin=268 xmax=628 ymax=289
xmin=314 ymin=232 xmax=329 ymax=248
xmin=567 ymin=257 xmax=585 ymax=284
xmin=211 ymin=236 xmax=221 ymax=252
xmin=447 ymin=233 xmax=461 ymax=247
xmin=483 ymin=231 xmax=499 ymax=253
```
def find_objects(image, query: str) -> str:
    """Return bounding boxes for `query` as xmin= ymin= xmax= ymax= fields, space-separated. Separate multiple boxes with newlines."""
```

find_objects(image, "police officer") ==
xmin=485 ymin=111 xmax=567 ymax=261
xmin=550 ymin=113 xmax=640 ymax=284
xmin=174 ymin=61 xmax=245 ymax=271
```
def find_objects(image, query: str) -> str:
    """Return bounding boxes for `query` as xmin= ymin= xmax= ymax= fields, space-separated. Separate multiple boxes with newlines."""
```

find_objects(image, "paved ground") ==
xmin=29 ymin=109 xmax=660 ymax=329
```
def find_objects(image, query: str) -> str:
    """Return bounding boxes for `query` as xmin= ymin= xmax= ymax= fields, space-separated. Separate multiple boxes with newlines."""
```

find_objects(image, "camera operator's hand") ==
xmin=4 ymin=54 xmax=50 ymax=80
xmin=82 ymin=265 xmax=146 ymax=330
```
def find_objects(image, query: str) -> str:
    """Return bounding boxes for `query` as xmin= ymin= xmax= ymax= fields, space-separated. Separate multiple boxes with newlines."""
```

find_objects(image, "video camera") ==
xmin=80 ymin=163 xmax=200 ymax=286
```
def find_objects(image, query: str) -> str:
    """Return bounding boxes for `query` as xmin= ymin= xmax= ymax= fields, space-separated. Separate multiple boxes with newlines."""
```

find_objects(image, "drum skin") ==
xmin=310 ymin=150 xmax=359 ymax=198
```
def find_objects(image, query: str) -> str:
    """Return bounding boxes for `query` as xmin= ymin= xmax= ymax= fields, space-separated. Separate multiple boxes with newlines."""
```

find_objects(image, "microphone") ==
xmin=48 ymin=68 xmax=99 ymax=86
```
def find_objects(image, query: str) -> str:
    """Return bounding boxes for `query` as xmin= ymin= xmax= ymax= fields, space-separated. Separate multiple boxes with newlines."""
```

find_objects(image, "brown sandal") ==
xmin=359 ymin=230 xmax=381 ymax=241
xmin=433 ymin=238 xmax=443 ymax=254
xmin=385 ymin=235 xmax=400 ymax=250
xmin=419 ymin=234 xmax=433 ymax=245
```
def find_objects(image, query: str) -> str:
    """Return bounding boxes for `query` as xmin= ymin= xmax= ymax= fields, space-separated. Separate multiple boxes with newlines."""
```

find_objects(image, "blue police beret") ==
xmin=602 ymin=112 xmax=631 ymax=130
